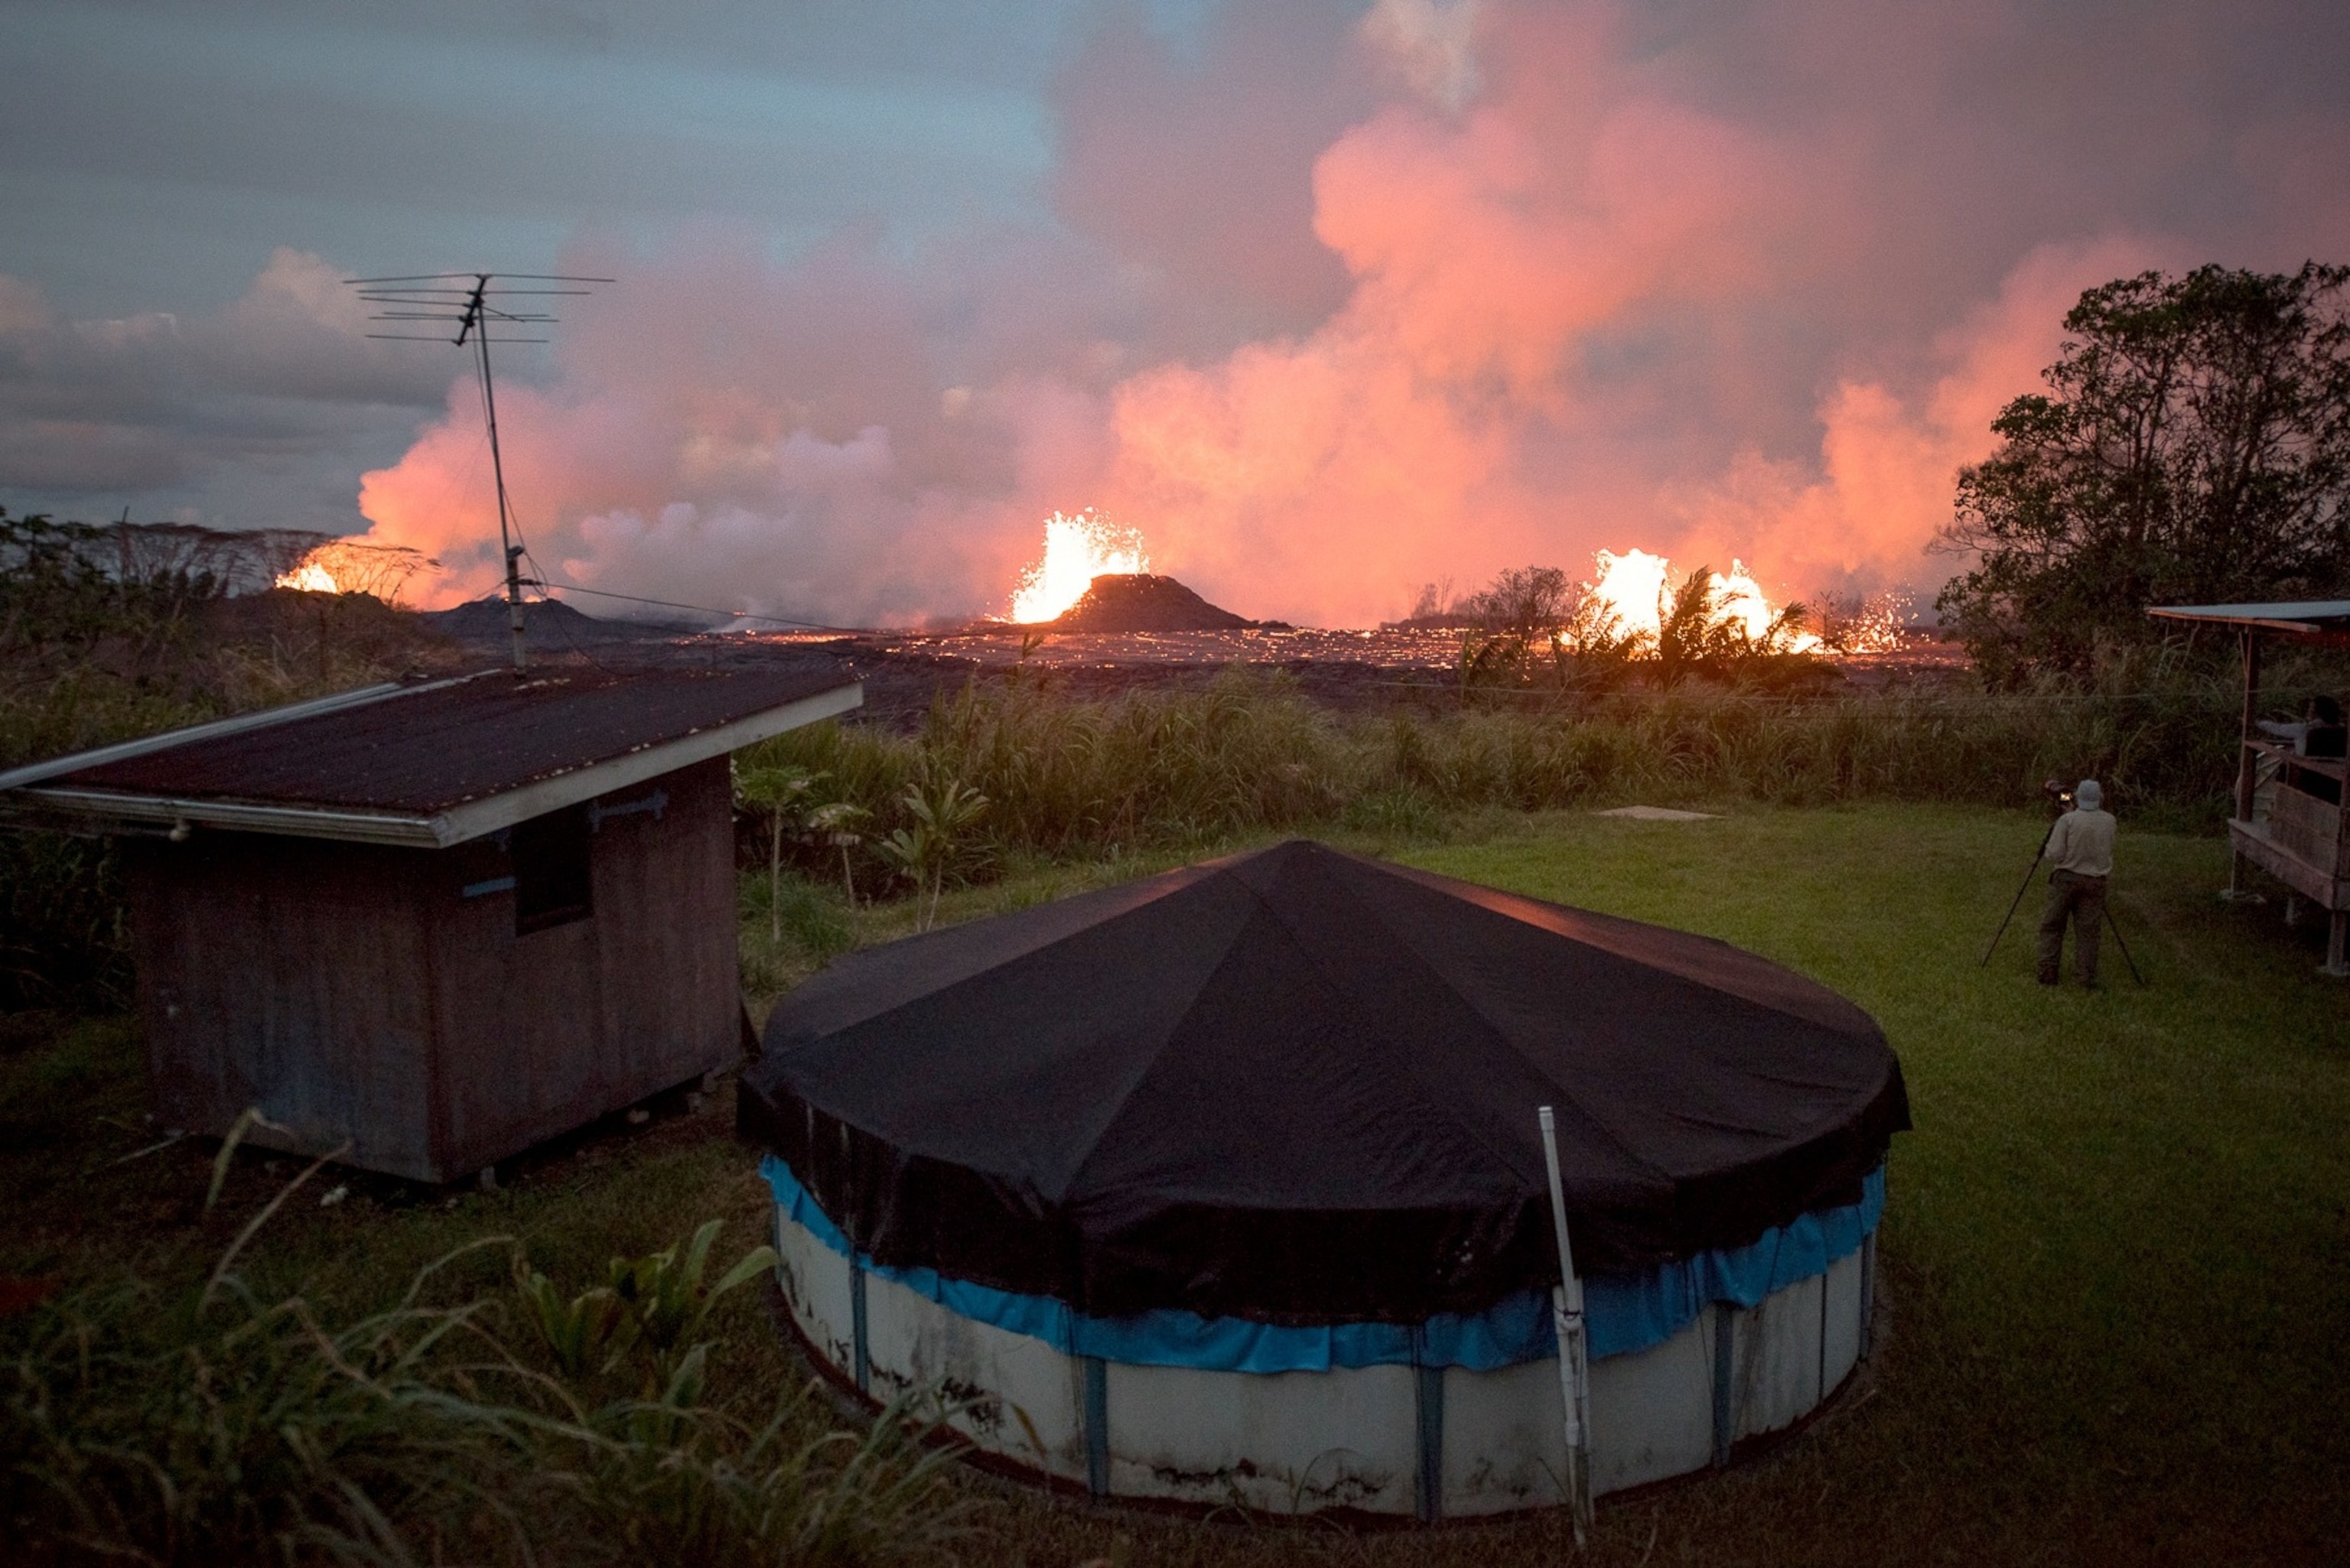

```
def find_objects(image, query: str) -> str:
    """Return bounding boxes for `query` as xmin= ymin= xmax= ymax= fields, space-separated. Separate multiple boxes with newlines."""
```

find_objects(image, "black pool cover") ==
xmin=740 ymin=840 xmax=1908 ymax=1323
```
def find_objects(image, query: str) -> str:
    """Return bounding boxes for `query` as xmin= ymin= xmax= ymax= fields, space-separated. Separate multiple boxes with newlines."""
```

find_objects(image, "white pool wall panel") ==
xmin=1821 ymin=1248 xmax=1863 ymax=1393
xmin=1734 ymin=1272 xmax=1821 ymax=1441
xmin=1437 ymin=1355 xmax=1565 ymax=1513
xmin=1105 ymin=1360 xmax=1419 ymax=1513
xmin=1585 ymin=1309 xmax=1719 ymax=1498
xmin=772 ymin=1201 xmax=858 ymax=1376
xmin=862 ymin=1265 xmax=1092 ymax=1485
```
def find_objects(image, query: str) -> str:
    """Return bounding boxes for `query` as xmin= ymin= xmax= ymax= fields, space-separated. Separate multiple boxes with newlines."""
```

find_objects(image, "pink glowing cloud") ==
xmin=339 ymin=0 xmax=2350 ymax=629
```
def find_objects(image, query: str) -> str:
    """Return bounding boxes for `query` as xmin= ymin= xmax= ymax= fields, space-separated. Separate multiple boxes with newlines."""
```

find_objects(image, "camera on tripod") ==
xmin=2041 ymin=779 xmax=2075 ymax=814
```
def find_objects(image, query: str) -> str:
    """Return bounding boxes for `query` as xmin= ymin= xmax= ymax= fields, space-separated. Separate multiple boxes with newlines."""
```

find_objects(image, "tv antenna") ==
xmin=346 ymin=272 xmax=610 ymax=672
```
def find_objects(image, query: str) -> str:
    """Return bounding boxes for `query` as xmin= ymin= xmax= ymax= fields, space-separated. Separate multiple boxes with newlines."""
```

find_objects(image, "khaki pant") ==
xmin=2037 ymin=869 xmax=2106 ymax=984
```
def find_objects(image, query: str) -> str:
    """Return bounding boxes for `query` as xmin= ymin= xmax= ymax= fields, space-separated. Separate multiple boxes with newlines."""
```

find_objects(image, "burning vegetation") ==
xmin=1406 ymin=555 xmax=1909 ymax=695
xmin=1417 ymin=554 xmax=1904 ymax=656
xmin=271 ymin=538 xmax=443 ymax=603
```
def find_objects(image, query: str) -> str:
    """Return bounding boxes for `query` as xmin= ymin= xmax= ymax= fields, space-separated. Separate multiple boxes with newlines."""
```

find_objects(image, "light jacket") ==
xmin=2048 ymin=808 xmax=2115 ymax=878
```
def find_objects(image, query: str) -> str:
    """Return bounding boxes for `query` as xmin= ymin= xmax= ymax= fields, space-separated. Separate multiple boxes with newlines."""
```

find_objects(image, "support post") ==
xmin=1816 ymin=1264 xmax=1830 ymax=1407
xmin=1412 ymin=1352 xmax=1445 ymax=1524
xmin=2326 ymin=910 xmax=2350 ymax=979
xmin=1711 ymin=1304 xmax=1736 ymax=1469
xmin=2226 ymin=629 xmax=2263 ymax=899
xmin=1537 ymin=1106 xmax=1593 ymax=1543
xmin=2236 ymin=629 xmax=2263 ymax=822
xmin=1081 ymin=1356 xmax=1109 ymax=1498
xmin=1859 ymin=1231 xmax=1877 ymax=1361
xmin=849 ymin=1262 xmax=869 ymax=1395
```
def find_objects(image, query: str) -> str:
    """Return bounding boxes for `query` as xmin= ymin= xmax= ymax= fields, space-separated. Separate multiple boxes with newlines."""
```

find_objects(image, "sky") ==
xmin=5 ymin=0 xmax=2349 ymax=628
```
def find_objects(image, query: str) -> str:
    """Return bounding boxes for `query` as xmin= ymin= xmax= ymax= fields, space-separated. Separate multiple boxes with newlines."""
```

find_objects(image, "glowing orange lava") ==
xmin=1585 ymin=548 xmax=1831 ymax=652
xmin=1010 ymin=510 xmax=1148 ymax=623
xmin=275 ymin=561 xmax=340 ymax=594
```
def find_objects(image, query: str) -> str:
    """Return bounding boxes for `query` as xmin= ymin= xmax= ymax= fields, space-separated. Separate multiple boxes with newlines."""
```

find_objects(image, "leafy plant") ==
xmin=875 ymin=775 xmax=990 ymax=930
xmin=516 ymin=1218 xmax=781 ymax=1391
xmin=1551 ymin=591 xmax=1646 ymax=693
xmin=515 ymin=1269 xmax=641 ymax=1378
xmin=1938 ymin=262 xmax=2350 ymax=680
xmin=606 ymin=1218 xmax=779 ymax=1357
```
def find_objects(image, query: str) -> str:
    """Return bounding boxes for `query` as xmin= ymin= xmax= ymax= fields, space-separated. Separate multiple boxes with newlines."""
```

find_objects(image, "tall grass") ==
xmin=742 ymin=655 xmax=2278 ymax=898
xmin=1 ymin=1208 xmax=976 ymax=1566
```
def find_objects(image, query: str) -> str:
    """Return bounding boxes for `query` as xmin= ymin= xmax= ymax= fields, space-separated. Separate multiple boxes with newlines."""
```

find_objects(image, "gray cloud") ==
xmin=0 ymin=249 xmax=453 ymax=525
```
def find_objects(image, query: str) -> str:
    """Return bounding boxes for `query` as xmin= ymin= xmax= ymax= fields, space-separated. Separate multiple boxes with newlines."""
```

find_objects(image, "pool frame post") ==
xmin=1538 ymin=1106 xmax=1594 ymax=1544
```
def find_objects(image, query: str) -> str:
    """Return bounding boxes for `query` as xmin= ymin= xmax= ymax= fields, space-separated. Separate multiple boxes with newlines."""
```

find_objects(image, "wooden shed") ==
xmin=0 ymin=665 xmax=861 ymax=1181
xmin=2149 ymin=600 xmax=2350 ymax=975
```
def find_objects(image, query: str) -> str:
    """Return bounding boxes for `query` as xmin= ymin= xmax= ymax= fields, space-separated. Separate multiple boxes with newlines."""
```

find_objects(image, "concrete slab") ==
xmin=1593 ymin=805 xmax=1719 ymax=821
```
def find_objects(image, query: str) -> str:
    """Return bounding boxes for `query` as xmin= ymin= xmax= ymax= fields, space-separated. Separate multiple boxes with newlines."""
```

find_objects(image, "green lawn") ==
xmin=7 ymin=803 xmax=2347 ymax=1565
xmin=1408 ymin=806 xmax=2350 ymax=1563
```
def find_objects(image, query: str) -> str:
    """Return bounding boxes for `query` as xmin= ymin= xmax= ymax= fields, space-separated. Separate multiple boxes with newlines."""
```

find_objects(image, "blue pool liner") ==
xmin=761 ymin=1153 xmax=1883 ymax=1372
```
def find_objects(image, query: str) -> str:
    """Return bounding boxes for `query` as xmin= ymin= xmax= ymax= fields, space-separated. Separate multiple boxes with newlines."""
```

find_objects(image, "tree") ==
xmin=804 ymin=800 xmax=871 ymax=909
xmin=734 ymin=763 xmax=819 ymax=944
xmin=1463 ymin=566 xmax=1574 ymax=640
xmin=1936 ymin=263 xmax=2350 ymax=681
xmin=1402 ymin=577 xmax=1457 ymax=624
xmin=1651 ymin=566 xmax=1811 ymax=690
xmin=1455 ymin=566 xmax=1577 ymax=692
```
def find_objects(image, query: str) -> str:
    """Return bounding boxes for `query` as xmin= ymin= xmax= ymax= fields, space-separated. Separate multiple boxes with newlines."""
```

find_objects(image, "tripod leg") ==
xmin=2103 ymin=903 xmax=2146 ymax=987
xmin=1981 ymin=872 xmax=2036 ymax=967
xmin=1983 ymin=832 xmax=2055 ymax=968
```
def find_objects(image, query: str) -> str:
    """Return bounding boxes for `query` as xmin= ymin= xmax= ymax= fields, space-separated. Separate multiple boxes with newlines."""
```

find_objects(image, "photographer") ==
xmin=2037 ymin=779 xmax=2116 ymax=987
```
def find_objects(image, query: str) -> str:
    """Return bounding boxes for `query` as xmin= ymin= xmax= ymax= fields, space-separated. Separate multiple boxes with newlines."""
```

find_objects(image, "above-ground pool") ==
xmin=740 ymin=841 xmax=1908 ymax=1519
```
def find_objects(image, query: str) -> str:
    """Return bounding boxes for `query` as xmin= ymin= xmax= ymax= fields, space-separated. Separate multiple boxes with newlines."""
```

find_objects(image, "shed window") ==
xmin=512 ymin=807 xmax=593 ymax=934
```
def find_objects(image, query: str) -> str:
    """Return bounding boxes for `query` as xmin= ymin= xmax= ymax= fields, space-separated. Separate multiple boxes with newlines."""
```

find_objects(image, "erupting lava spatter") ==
xmin=1011 ymin=511 xmax=1149 ymax=623
xmin=275 ymin=561 xmax=340 ymax=594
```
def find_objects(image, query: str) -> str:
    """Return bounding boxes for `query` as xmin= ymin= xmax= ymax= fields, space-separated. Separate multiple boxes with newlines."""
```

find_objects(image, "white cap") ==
xmin=2075 ymin=779 xmax=2102 ymax=810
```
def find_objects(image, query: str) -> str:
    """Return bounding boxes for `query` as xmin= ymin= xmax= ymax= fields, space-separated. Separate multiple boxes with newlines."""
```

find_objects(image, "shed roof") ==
xmin=0 ymin=665 xmax=861 ymax=847
xmin=2148 ymin=600 xmax=2350 ymax=636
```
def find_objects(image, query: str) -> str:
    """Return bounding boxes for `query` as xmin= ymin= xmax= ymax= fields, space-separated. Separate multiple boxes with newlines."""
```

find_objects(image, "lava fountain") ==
xmin=1011 ymin=510 xmax=1149 ymax=623
xmin=275 ymin=561 xmax=341 ymax=594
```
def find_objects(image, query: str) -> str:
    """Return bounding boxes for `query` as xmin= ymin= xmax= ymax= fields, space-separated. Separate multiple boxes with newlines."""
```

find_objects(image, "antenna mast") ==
xmin=347 ymin=271 xmax=610 ymax=673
